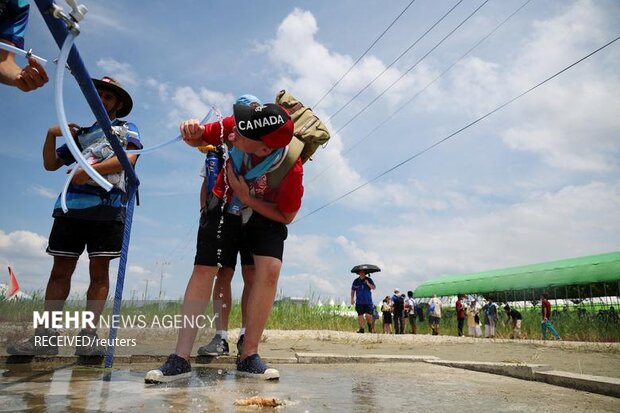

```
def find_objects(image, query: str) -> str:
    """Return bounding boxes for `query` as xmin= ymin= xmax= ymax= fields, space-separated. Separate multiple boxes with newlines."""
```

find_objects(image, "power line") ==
xmin=164 ymin=217 xmax=198 ymax=262
xmin=295 ymin=35 xmax=620 ymax=224
xmin=332 ymin=0 xmax=490 ymax=134
xmin=313 ymin=0 xmax=418 ymax=109
xmin=325 ymin=0 xmax=464 ymax=122
xmin=306 ymin=0 xmax=532 ymax=186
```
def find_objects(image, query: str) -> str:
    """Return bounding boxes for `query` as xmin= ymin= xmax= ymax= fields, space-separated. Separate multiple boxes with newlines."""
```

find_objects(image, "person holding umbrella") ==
xmin=350 ymin=264 xmax=378 ymax=333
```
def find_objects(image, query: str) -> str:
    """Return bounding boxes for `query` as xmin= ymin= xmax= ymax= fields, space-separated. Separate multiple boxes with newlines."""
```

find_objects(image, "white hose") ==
xmin=60 ymin=167 xmax=79 ymax=213
xmin=0 ymin=42 xmax=47 ymax=66
xmin=126 ymin=108 xmax=214 ymax=155
xmin=54 ymin=32 xmax=113 ymax=192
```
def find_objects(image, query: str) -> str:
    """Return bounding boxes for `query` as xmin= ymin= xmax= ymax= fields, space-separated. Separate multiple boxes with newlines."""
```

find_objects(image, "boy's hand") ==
xmin=180 ymin=119 xmax=205 ymax=146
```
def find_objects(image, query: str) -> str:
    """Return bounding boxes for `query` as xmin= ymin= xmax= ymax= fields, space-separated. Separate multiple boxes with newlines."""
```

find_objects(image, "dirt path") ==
xmin=105 ymin=328 xmax=620 ymax=378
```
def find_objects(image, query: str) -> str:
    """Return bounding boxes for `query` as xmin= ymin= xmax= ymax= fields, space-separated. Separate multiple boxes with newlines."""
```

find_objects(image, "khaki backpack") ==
xmin=267 ymin=90 xmax=331 ymax=187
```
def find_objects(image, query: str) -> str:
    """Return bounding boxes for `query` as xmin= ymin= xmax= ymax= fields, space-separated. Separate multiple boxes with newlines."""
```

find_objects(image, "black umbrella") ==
xmin=350 ymin=264 xmax=381 ymax=274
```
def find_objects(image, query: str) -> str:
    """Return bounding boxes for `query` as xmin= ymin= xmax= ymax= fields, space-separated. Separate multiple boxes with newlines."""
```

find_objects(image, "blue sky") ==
xmin=1 ymin=0 xmax=619 ymax=304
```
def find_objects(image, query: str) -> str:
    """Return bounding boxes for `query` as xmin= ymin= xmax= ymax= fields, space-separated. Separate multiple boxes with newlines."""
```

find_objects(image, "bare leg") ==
xmin=43 ymin=256 xmax=78 ymax=315
xmin=364 ymin=313 xmax=374 ymax=332
xmin=240 ymin=256 xmax=279 ymax=360
xmin=239 ymin=265 xmax=255 ymax=332
xmin=212 ymin=267 xmax=234 ymax=331
xmin=175 ymin=265 xmax=217 ymax=360
xmin=85 ymin=256 xmax=110 ymax=325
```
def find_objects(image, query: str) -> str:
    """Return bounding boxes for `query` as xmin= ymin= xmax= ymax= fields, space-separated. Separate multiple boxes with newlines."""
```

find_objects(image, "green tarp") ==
xmin=413 ymin=251 xmax=620 ymax=299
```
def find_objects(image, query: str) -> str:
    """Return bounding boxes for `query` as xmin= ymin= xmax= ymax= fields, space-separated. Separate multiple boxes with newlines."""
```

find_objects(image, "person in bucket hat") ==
xmin=7 ymin=75 xmax=142 ymax=357
xmin=92 ymin=76 xmax=133 ymax=118
xmin=146 ymin=100 xmax=301 ymax=383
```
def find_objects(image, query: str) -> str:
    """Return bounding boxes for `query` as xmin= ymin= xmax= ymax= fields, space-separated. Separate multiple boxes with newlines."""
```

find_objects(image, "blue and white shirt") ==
xmin=53 ymin=120 xmax=141 ymax=222
xmin=0 ymin=0 xmax=29 ymax=49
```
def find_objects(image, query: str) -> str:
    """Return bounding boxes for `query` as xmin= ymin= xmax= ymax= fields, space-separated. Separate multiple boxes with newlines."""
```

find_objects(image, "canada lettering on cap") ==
xmin=233 ymin=103 xmax=294 ymax=149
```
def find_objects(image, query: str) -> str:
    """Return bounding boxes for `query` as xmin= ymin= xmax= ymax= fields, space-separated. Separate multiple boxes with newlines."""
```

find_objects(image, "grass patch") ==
xmin=2 ymin=298 xmax=618 ymax=342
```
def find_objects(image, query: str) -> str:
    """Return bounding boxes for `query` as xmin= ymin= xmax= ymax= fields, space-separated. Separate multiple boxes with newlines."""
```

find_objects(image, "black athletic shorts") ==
xmin=46 ymin=217 xmax=124 ymax=259
xmin=356 ymin=304 xmax=374 ymax=316
xmin=194 ymin=202 xmax=288 ymax=267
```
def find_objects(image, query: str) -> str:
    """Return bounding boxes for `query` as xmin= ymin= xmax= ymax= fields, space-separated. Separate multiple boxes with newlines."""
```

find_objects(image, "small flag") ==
xmin=8 ymin=266 xmax=21 ymax=298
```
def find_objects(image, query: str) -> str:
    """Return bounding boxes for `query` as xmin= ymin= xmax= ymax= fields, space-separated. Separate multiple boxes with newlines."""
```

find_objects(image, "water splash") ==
xmin=213 ymin=106 xmax=229 ymax=268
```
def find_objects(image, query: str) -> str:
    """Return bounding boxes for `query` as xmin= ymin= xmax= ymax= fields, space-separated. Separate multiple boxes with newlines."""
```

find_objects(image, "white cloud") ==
xmin=282 ymin=181 xmax=620 ymax=300
xmin=167 ymin=86 xmax=235 ymax=125
xmin=96 ymin=58 xmax=138 ymax=87
xmin=145 ymin=77 xmax=170 ymax=101
xmin=0 ymin=230 xmax=49 ymax=293
xmin=82 ymin=3 xmax=135 ymax=34
xmin=265 ymin=8 xmax=420 ymax=112
xmin=0 ymin=230 xmax=48 ymax=256
xmin=29 ymin=185 xmax=58 ymax=199
xmin=434 ymin=1 xmax=620 ymax=173
xmin=349 ymin=181 xmax=620 ymax=286
xmin=128 ymin=265 xmax=148 ymax=275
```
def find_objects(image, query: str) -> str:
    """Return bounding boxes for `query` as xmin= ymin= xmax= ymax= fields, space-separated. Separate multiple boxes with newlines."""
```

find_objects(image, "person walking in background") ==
xmin=540 ymin=294 xmax=561 ymax=340
xmin=504 ymin=305 xmax=523 ymax=339
xmin=483 ymin=298 xmax=498 ymax=338
xmin=428 ymin=294 xmax=442 ymax=335
xmin=400 ymin=293 xmax=407 ymax=331
xmin=351 ymin=270 xmax=376 ymax=333
xmin=405 ymin=291 xmax=417 ymax=334
xmin=455 ymin=294 xmax=465 ymax=337
xmin=381 ymin=296 xmax=392 ymax=334
xmin=391 ymin=289 xmax=404 ymax=334
xmin=466 ymin=298 xmax=482 ymax=337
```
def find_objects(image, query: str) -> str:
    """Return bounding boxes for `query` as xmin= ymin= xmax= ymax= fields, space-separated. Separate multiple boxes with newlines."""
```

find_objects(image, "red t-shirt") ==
xmin=201 ymin=115 xmax=304 ymax=213
xmin=542 ymin=299 xmax=552 ymax=319
xmin=456 ymin=299 xmax=465 ymax=319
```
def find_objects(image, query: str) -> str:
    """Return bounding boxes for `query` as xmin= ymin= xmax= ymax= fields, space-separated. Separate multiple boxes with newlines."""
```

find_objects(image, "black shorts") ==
xmin=194 ymin=203 xmax=287 ymax=267
xmin=356 ymin=304 xmax=374 ymax=316
xmin=46 ymin=217 xmax=124 ymax=259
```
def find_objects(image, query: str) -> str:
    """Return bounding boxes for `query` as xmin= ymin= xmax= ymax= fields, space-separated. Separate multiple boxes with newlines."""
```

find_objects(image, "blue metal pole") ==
xmin=104 ymin=187 xmax=136 ymax=368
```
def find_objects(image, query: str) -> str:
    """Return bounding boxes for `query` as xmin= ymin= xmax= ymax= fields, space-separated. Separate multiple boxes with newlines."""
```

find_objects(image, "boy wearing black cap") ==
xmin=145 ymin=102 xmax=302 ymax=382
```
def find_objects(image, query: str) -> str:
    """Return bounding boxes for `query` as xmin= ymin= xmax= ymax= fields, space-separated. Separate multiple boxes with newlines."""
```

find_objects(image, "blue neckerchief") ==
xmin=229 ymin=147 xmax=284 ymax=182
xmin=227 ymin=147 xmax=284 ymax=215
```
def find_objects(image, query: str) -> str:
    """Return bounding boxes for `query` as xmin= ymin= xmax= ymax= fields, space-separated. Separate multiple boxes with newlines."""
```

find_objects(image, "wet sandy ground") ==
xmin=1 ymin=362 xmax=619 ymax=412
xmin=105 ymin=328 xmax=620 ymax=379
xmin=2 ymin=329 xmax=620 ymax=412
xmin=3 ymin=327 xmax=620 ymax=378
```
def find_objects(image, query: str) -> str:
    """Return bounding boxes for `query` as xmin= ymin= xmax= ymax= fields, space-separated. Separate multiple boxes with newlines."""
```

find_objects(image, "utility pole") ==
xmin=156 ymin=259 xmax=170 ymax=301
xmin=143 ymin=279 xmax=149 ymax=301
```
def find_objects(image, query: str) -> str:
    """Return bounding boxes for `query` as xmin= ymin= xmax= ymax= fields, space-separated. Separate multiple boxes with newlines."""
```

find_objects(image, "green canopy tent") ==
xmin=413 ymin=251 xmax=620 ymax=303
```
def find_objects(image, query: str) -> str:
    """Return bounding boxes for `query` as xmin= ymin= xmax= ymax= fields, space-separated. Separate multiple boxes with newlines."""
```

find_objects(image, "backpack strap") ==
xmin=266 ymin=136 xmax=303 ymax=188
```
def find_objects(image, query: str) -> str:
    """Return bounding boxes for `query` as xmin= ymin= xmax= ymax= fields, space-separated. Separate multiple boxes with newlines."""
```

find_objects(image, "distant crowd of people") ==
xmin=350 ymin=273 xmax=568 ymax=340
